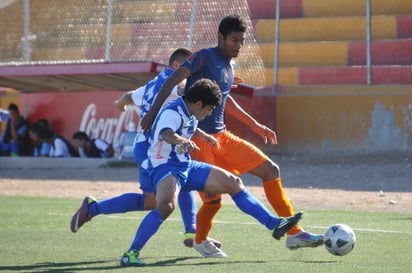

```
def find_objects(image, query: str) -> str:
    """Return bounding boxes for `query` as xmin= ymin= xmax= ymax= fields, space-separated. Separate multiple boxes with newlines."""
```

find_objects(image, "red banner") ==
xmin=21 ymin=91 xmax=140 ymax=145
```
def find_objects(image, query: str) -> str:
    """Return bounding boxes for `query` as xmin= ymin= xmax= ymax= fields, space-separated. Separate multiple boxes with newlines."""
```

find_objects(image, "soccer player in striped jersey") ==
xmin=120 ymin=78 xmax=302 ymax=266
xmin=70 ymin=48 xmax=219 ymax=251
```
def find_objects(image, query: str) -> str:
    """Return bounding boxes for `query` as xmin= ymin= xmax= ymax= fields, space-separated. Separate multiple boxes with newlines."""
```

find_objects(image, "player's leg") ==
xmin=191 ymin=135 xmax=223 ymax=242
xmin=121 ymin=175 xmax=179 ymax=266
xmin=189 ymin=161 xmax=303 ymax=243
xmin=194 ymin=192 xmax=222 ymax=246
xmin=178 ymin=190 xmax=197 ymax=243
xmin=70 ymin=142 xmax=152 ymax=233
xmin=219 ymin=130 xmax=324 ymax=249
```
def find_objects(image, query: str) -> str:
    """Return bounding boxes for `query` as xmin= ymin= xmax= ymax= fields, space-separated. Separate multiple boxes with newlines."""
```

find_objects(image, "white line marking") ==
xmin=103 ymin=215 xmax=412 ymax=235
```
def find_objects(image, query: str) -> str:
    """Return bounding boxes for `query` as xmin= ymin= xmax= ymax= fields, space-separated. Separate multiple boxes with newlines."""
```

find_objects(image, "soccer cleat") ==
xmin=286 ymin=230 xmax=324 ymax=250
xmin=183 ymin=233 xmax=222 ymax=248
xmin=272 ymin=211 xmax=303 ymax=240
xmin=120 ymin=249 xmax=145 ymax=266
xmin=183 ymin=232 xmax=195 ymax=247
xmin=193 ymin=240 xmax=228 ymax=258
xmin=70 ymin=196 xmax=96 ymax=233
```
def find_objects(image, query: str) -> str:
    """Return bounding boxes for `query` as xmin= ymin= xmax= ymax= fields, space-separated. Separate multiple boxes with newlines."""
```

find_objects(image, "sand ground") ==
xmin=1 ymin=150 xmax=411 ymax=214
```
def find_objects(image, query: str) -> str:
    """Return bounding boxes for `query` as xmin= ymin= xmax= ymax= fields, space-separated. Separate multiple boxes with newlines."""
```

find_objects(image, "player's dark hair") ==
xmin=168 ymin=48 xmax=192 ymax=66
xmin=7 ymin=103 xmax=19 ymax=112
xmin=183 ymin=79 xmax=222 ymax=107
xmin=37 ymin=126 xmax=54 ymax=141
xmin=29 ymin=122 xmax=44 ymax=135
xmin=218 ymin=15 xmax=247 ymax=39
xmin=72 ymin=131 xmax=90 ymax=141
xmin=36 ymin=118 xmax=50 ymax=130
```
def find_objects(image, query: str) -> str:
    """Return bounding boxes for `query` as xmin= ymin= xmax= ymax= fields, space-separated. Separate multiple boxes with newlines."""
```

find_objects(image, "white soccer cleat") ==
xmin=286 ymin=230 xmax=324 ymax=250
xmin=193 ymin=240 xmax=228 ymax=258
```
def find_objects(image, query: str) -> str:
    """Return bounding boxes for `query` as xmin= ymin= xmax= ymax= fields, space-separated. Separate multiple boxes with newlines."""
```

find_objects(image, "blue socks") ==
xmin=178 ymin=190 xmax=197 ymax=234
xmin=129 ymin=209 xmax=164 ymax=251
xmin=89 ymin=193 xmax=145 ymax=217
xmin=231 ymin=189 xmax=279 ymax=230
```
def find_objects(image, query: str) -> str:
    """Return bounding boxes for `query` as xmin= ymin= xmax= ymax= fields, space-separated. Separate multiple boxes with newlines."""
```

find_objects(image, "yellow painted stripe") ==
xmin=115 ymin=1 xmax=177 ymax=22
xmin=303 ymin=0 xmax=412 ymax=17
xmin=259 ymin=42 xmax=348 ymax=67
xmin=255 ymin=16 xmax=397 ymax=43
xmin=31 ymin=48 xmax=86 ymax=61
xmin=262 ymin=68 xmax=299 ymax=86
xmin=303 ymin=0 xmax=366 ymax=17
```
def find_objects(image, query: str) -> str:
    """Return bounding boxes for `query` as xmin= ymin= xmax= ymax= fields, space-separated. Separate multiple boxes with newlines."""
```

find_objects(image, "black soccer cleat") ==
xmin=272 ymin=211 xmax=303 ymax=240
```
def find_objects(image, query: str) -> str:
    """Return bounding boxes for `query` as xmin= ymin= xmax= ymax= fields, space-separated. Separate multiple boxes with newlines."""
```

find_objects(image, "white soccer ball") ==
xmin=324 ymin=224 xmax=356 ymax=256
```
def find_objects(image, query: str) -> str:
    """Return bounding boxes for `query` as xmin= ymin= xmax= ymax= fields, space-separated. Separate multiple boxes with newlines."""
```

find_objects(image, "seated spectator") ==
xmin=72 ymin=131 xmax=114 ymax=158
xmin=0 ymin=103 xmax=29 ymax=157
xmin=28 ymin=119 xmax=51 ymax=157
xmin=37 ymin=126 xmax=77 ymax=158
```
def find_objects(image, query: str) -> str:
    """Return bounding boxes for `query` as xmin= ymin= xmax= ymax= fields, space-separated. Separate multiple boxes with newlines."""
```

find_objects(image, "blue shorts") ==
xmin=133 ymin=140 xmax=154 ymax=193
xmin=150 ymin=160 xmax=212 ymax=192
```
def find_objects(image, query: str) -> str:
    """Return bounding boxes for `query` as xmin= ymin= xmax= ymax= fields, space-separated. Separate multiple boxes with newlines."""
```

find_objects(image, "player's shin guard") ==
xmin=263 ymin=178 xmax=300 ymax=235
xmin=178 ymin=190 xmax=197 ymax=234
xmin=231 ymin=189 xmax=278 ymax=230
xmin=195 ymin=202 xmax=222 ymax=244
xmin=129 ymin=209 xmax=164 ymax=251
xmin=89 ymin=193 xmax=145 ymax=216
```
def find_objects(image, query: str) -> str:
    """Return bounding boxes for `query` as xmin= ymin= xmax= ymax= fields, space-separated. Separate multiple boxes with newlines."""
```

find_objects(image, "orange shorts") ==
xmin=191 ymin=130 xmax=268 ymax=203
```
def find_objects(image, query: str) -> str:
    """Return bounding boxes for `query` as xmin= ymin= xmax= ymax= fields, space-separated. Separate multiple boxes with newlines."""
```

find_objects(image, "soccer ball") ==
xmin=324 ymin=224 xmax=356 ymax=256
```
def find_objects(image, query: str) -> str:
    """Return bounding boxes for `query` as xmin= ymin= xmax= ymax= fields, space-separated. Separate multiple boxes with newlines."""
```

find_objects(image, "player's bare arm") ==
xmin=225 ymin=95 xmax=277 ymax=144
xmin=160 ymin=128 xmax=199 ymax=153
xmin=141 ymin=67 xmax=191 ymax=132
xmin=113 ymin=91 xmax=133 ymax=112
xmin=194 ymin=128 xmax=218 ymax=147
xmin=231 ymin=75 xmax=244 ymax=89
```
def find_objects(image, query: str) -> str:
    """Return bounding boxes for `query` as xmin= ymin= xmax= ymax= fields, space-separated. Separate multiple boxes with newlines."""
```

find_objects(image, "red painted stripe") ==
xmin=247 ymin=0 xmax=303 ymax=19
xmin=0 ymin=61 xmax=157 ymax=76
xmin=299 ymin=66 xmax=412 ymax=85
xmin=397 ymin=15 xmax=412 ymax=39
xmin=348 ymin=39 xmax=412 ymax=66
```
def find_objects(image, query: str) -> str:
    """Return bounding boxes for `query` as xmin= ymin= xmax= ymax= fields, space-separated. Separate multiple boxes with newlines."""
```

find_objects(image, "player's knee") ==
xmin=257 ymin=160 xmax=280 ymax=180
xmin=157 ymin=201 xmax=176 ymax=219
xmin=227 ymin=176 xmax=244 ymax=195
xmin=143 ymin=195 xmax=156 ymax=210
xmin=205 ymin=198 xmax=221 ymax=205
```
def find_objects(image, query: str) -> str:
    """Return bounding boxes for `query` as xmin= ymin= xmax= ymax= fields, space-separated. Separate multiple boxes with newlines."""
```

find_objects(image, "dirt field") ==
xmin=1 ymin=150 xmax=411 ymax=214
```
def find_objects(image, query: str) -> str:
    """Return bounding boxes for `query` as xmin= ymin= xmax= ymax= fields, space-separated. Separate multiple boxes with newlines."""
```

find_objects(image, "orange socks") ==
xmin=195 ymin=202 xmax=222 ymax=244
xmin=263 ymin=178 xmax=301 ymax=235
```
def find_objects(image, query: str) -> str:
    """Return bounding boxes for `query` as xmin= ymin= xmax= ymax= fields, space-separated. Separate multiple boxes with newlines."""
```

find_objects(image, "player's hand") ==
xmin=141 ymin=112 xmax=156 ymax=133
xmin=113 ymin=100 xmax=126 ymax=112
xmin=258 ymin=125 xmax=277 ymax=145
xmin=200 ymin=134 xmax=217 ymax=147
xmin=176 ymin=140 xmax=200 ymax=154
xmin=232 ymin=75 xmax=244 ymax=89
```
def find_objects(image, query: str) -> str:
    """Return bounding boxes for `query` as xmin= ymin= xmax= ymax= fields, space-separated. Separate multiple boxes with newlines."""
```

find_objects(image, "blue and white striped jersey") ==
xmin=131 ymin=67 xmax=180 ymax=143
xmin=147 ymin=97 xmax=197 ymax=168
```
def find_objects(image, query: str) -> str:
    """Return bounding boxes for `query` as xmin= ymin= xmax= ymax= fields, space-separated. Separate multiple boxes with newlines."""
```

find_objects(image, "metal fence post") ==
xmin=187 ymin=0 xmax=198 ymax=51
xmin=366 ymin=0 xmax=372 ymax=85
xmin=23 ymin=0 xmax=30 ymax=62
xmin=273 ymin=0 xmax=280 ymax=87
xmin=105 ymin=0 xmax=113 ymax=62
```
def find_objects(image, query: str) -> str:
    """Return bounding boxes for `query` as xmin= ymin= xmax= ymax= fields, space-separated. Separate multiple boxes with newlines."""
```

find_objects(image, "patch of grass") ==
xmin=0 ymin=196 xmax=411 ymax=273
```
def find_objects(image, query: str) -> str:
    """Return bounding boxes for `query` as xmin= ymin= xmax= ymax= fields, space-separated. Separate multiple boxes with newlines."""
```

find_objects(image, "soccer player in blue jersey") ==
xmin=70 ymin=48 xmax=221 ymax=249
xmin=141 ymin=15 xmax=324 ymax=257
xmin=120 ymin=78 xmax=302 ymax=266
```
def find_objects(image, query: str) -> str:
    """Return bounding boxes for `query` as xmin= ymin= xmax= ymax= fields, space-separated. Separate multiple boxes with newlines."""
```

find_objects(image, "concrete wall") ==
xmin=269 ymin=85 xmax=412 ymax=152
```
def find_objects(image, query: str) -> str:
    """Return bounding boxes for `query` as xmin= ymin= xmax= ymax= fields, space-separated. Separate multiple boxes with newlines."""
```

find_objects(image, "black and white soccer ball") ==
xmin=324 ymin=224 xmax=356 ymax=256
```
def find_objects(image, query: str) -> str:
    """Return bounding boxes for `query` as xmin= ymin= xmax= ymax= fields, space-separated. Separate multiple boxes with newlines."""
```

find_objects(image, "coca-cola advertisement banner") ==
xmin=21 ymin=91 xmax=139 ymax=145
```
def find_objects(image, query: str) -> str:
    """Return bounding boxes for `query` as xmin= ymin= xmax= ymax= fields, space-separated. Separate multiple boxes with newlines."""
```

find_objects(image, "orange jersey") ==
xmin=191 ymin=130 xmax=268 ymax=202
